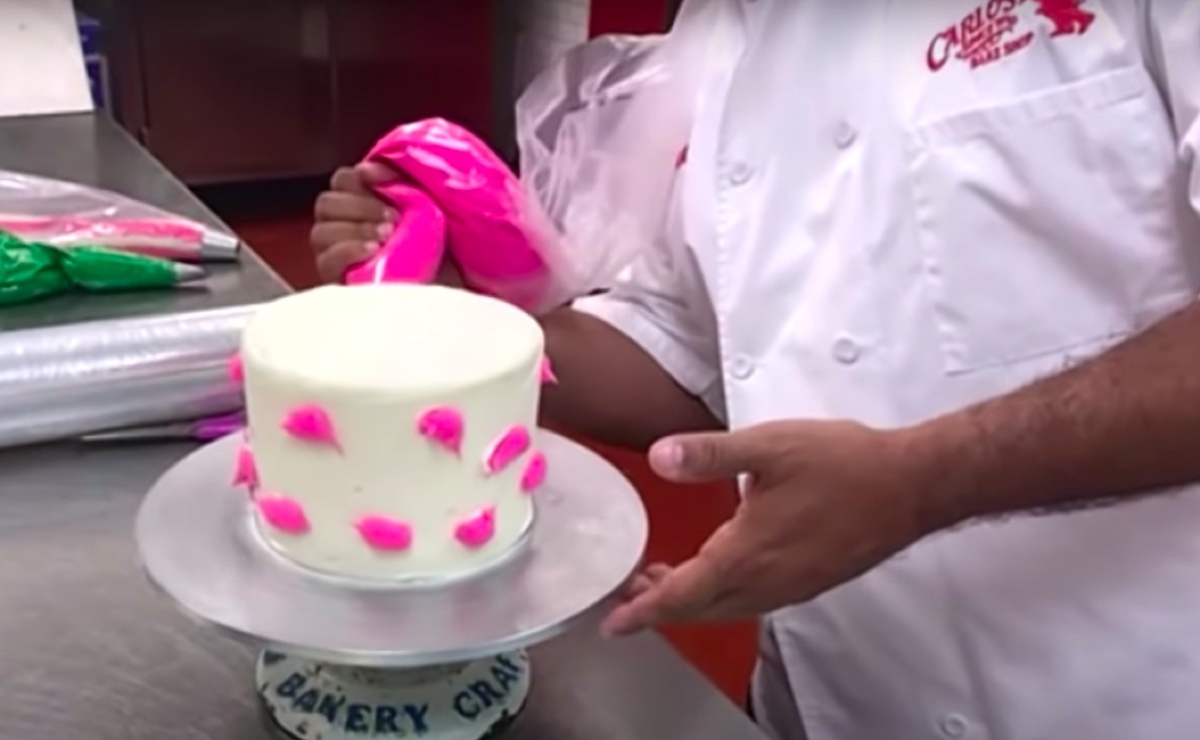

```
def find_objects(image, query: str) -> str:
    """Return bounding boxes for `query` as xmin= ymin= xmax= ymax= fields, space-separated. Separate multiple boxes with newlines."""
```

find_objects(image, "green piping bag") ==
xmin=0 ymin=229 xmax=206 ymax=307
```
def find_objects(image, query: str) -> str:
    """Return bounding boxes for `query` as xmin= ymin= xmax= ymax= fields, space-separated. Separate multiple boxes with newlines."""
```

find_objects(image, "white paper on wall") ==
xmin=0 ymin=0 xmax=93 ymax=118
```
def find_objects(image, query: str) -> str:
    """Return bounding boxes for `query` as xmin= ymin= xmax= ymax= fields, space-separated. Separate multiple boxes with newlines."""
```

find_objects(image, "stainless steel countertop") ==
xmin=0 ymin=112 xmax=282 ymax=331
xmin=0 ymin=113 xmax=765 ymax=740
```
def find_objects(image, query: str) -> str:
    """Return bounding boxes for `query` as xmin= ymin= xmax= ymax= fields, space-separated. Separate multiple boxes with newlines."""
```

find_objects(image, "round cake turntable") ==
xmin=135 ymin=430 xmax=648 ymax=740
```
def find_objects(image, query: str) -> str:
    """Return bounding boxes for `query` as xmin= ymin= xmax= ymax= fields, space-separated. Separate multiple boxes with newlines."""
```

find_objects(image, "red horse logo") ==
xmin=1032 ymin=0 xmax=1095 ymax=36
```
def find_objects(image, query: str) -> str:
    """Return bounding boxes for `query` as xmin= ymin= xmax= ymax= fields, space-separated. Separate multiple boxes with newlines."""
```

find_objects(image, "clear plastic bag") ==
xmin=0 ymin=168 xmax=240 ymax=262
xmin=352 ymin=3 xmax=711 ymax=313
xmin=514 ymin=34 xmax=695 ymax=302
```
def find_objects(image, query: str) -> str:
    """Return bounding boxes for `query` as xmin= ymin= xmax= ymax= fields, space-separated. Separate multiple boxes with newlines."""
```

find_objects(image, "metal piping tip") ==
xmin=172 ymin=262 xmax=208 ymax=284
xmin=200 ymin=229 xmax=242 ymax=261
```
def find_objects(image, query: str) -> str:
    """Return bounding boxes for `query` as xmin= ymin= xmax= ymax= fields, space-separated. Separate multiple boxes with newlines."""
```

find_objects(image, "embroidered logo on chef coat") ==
xmin=926 ymin=0 xmax=1096 ymax=72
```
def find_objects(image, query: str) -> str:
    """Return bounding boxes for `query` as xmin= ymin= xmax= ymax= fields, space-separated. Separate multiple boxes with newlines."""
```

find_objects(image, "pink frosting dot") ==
xmin=232 ymin=442 xmax=258 ymax=490
xmin=520 ymin=451 xmax=547 ymax=494
xmin=538 ymin=356 xmax=557 ymax=384
xmin=228 ymin=353 xmax=244 ymax=385
xmin=454 ymin=506 xmax=496 ymax=549
xmin=356 ymin=516 xmax=414 ymax=551
xmin=484 ymin=424 xmax=531 ymax=475
xmin=257 ymin=495 xmax=310 ymax=534
xmin=417 ymin=406 xmax=464 ymax=455
xmin=281 ymin=404 xmax=340 ymax=450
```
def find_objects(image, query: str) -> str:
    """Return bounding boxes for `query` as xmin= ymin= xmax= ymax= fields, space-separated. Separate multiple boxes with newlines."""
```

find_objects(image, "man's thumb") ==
xmin=649 ymin=431 xmax=759 ymax=483
xmin=355 ymin=160 xmax=400 ymax=187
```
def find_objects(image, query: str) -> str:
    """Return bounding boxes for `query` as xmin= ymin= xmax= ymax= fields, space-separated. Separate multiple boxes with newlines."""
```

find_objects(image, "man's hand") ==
xmin=310 ymin=163 xmax=463 ymax=286
xmin=605 ymin=299 xmax=1200 ymax=636
xmin=311 ymin=163 xmax=398 ymax=283
xmin=602 ymin=420 xmax=941 ymax=636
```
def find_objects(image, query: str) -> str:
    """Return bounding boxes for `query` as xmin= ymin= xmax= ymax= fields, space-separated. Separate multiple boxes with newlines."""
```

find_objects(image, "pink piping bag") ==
xmin=351 ymin=118 xmax=555 ymax=309
xmin=343 ymin=184 xmax=446 ymax=285
xmin=0 ymin=214 xmax=240 ymax=262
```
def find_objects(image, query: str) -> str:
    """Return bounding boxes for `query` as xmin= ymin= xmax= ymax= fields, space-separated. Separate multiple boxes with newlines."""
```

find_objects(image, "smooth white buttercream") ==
xmin=241 ymin=284 xmax=542 ymax=581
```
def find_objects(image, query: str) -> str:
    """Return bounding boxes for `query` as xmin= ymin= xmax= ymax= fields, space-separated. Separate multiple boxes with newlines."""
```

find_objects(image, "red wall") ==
xmin=588 ymin=0 xmax=673 ymax=37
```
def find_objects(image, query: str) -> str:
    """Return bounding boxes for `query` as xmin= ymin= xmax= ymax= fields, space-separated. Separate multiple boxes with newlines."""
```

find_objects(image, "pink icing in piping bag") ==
xmin=281 ymin=404 xmax=340 ymax=450
xmin=416 ymin=407 xmax=464 ymax=454
xmin=520 ymin=452 xmax=547 ymax=494
xmin=0 ymin=214 xmax=238 ymax=261
xmin=228 ymin=353 xmax=244 ymax=385
xmin=538 ymin=356 xmax=557 ymax=384
xmin=233 ymin=443 xmax=258 ymax=489
xmin=361 ymin=118 xmax=554 ymax=311
xmin=257 ymin=495 xmax=310 ymax=534
xmin=484 ymin=424 xmax=532 ymax=475
xmin=344 ymin=183 xmax=446 ymax=285
xmin=454 ymin=507 xmax=496 ymax=549
xmin=356 ymin=516 xmax=414 ymax=551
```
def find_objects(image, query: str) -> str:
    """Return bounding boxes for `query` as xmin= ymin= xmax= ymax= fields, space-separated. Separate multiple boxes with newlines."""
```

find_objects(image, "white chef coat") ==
xmin=574 ymin=1 xmax=1200 ymax=739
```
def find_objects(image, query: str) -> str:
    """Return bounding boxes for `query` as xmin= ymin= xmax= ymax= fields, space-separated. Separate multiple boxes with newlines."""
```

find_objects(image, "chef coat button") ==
xmin=832 ymin=337 xmax=862 ymax=365
xmin=728 ymin=161 xmax=755 ymax=186
xmin=939 ymin=714 xmax=969 ymax=738
xmin=728 ymin=354 xmax=756 ymax=380
xmin=834 ymin=120 xmax=858 ymax=148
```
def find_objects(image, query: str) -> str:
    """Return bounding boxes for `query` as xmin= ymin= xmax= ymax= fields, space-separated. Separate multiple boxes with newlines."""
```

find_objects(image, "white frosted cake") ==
xmin=230 ymin=283 xmax=550 ymax=581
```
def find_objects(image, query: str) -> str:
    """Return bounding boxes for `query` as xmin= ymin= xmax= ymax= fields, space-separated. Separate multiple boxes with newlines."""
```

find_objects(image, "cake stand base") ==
xmin=258 ymin=650 xmax=530 ymax=740
xmin=137 ymin=429 xmax=647 ymax=667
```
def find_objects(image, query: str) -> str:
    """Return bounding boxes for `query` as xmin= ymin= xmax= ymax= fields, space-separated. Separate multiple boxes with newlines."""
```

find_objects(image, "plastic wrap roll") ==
xmin=0 ymin=304 xmax=260 ymax=448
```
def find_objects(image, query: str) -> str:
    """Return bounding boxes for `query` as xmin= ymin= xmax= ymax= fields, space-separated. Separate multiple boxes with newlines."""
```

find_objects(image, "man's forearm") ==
xmin=906 ymin=300 xmax=1200 ymax=531
xmin=538 ymin=308 xmax=721 ymax=450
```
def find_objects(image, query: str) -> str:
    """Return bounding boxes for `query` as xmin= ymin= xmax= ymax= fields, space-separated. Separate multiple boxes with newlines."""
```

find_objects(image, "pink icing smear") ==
xmin=228 ymin=353 xmax=244 ymax=385
xmin=520 ymin=451 xmax=547 ymax=494
xmin=455 ymin=506 xmax=496 ymax=549
xmin=232 ymin=443 xmax=258 ymax=489
xmin=343 ymin=183 xmax=446 ymax=285
xmin=356 ymin=516 xmax=414 ymax=551
xmin=484 ymin=424 xmax=531 ymax=475
xmin=417 ymin=406 xmax=464 ymax=454
xmin=281 ymin=404 xmax=340 ymax=450
xmin=538 ymin=356 xmax=557 ymax=384
xmin=363 ymin=118 xmax=554 ymax=312
xmin=257 ymin=495 xmax=310 ymax=534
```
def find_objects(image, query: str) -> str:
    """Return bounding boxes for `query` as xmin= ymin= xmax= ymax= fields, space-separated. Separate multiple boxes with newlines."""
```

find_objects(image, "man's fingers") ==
xmin=649 ymin=428 xmax=773 ymax=483
xmin=311 ymin=162 xmax=402 ymax=284
xmin=601 ymin=556 xmax=720 ymax=637
xmin=314 ymin=191 xmax=392 ymax=224
xmin=622 ymin=575 xmax=654 ymax=600
xmin=355 ymin=161 xmax=400 ymax=187
xmin=329 ymin=166 xmax=365 ymax=194
xmin=602 ymin=514 xmax=759 ymax=636
xmin=329 ymin=162 xmax=397 ymax=194
xmin=619 ymin=563 xmax=673 ymax=600
xmin=644 ymin=563 xmax=673 ymax=580
xmin=315 ymin=241 xmax=377 ymax=283
xmin=310 ymin=221 xmax=386 ymax=251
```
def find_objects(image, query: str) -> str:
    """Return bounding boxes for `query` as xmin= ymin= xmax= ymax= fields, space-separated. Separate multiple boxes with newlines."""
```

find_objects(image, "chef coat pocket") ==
xmin=905 ymin=67 xmax=1187 ymax=374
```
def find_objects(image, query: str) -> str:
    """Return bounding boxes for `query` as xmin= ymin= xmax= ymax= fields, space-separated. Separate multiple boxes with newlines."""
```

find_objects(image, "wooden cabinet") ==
xmin=135 ymin=0 xmax=338 ymax=183
xmin=82 ymin=0 xmax=499 ymax=184
xmin=329 ymin=0 xmax=497 ymax=164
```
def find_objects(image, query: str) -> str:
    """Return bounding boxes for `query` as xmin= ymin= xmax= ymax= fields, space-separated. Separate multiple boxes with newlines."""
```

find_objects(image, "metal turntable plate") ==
xmin=136 ymin=430 xmax=647 ymax=667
